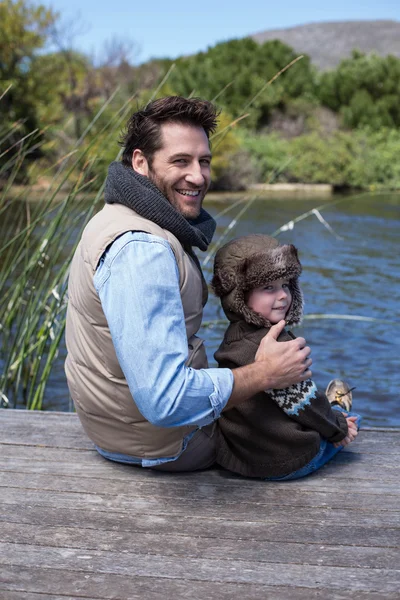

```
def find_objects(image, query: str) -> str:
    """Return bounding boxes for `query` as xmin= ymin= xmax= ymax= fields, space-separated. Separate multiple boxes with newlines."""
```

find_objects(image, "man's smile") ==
xmin=176 ymin=189 xmax=201 ymax=197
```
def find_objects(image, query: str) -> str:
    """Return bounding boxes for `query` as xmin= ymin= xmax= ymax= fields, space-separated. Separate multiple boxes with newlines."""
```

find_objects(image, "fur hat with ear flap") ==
xmin=211 ymin=233 xmax=303 ymax=328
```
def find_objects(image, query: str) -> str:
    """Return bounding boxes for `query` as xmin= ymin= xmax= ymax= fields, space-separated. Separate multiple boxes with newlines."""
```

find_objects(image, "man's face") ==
xmin=133 ymin=122 xmax=212 ymax=220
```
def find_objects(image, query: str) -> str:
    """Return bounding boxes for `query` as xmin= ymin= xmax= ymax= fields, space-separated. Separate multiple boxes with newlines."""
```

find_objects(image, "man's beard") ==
xmin=148 ymin=169 xmax=203 ymax=220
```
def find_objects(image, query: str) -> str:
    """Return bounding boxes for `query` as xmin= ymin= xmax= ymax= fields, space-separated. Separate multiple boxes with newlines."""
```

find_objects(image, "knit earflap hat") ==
xmin=212 ymin=234 xmax=303 ymax=327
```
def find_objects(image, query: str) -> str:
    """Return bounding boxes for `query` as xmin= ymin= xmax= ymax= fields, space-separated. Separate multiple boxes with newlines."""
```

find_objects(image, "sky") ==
xmin=46 ymin=0 xmax=400 ymax=64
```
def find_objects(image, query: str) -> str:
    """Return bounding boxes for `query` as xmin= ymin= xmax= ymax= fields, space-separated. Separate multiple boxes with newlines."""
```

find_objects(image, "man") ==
xmin=65 ymin=96 xmax=312 ymax=472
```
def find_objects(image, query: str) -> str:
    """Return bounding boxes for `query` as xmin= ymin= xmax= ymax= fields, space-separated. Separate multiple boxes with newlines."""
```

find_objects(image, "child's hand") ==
xmin=333 ymin=416 xmax=359 ymax=448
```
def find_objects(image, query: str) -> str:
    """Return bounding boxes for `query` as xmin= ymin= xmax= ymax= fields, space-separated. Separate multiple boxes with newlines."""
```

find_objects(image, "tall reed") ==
xmin=0 ymin=89 xmax=135 ymax=409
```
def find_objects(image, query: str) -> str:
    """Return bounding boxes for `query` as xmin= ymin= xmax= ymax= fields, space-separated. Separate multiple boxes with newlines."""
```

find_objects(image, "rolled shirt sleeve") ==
xmin=94 ymin=231 xmax=233 ymax=428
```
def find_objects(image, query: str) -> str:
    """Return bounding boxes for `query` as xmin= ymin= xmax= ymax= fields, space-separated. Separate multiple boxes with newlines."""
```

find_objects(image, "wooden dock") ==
xmin=0 ymin=409 xmax=399 ymax=599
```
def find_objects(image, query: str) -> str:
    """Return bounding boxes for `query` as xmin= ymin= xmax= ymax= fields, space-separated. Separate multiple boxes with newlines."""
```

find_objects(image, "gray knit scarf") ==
xmin=104 ymin=161 xmax=216 ymax=251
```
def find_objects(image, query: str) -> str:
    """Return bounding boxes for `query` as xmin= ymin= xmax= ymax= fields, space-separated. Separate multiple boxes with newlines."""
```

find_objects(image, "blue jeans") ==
xmin=265 ymin=408 xmax=362 ymax=481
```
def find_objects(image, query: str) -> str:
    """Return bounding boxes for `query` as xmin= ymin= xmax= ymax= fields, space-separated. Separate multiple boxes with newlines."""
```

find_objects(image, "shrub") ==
xmin=242 ymin=128 xmax=400 ymax=189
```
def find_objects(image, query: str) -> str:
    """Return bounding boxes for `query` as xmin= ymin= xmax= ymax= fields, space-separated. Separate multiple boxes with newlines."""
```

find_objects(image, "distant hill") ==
xmin=251 ymin=20 xmax=400 ymax=70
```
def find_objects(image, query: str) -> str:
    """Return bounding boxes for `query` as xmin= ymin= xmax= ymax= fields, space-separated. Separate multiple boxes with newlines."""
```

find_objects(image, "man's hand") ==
xmin=255 ymin=320 xmax=312 ymax=389
xmin=226 ymin=320 xmax=312 ymax=410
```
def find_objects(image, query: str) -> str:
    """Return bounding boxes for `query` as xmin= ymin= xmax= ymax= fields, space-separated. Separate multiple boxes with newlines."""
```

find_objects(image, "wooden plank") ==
xmin=2 ymin=457 xmax=400 ymax=502
xmin=2 ymin=434 xmax=400 ymax=464
xmin=2 ymin=566 xmax=399 ymax=600
xmin=4 ymin=453 xmax=388 ymax=480
xmin=2 ymin=409 xmax=400 ymax=451
xmin=0 ymin=445 xmax=99 ymax=461
xmin=0 ymin=594 xmax=80 ymax=600
xmin=0 ymin=410 xmax=68 ymax=425
xmin=1 ymin=437 xmax=398 ymax=464
xmin=304 ymin=459 xmax=399 ymax=480
xmin=1 ymin=521 xmax=399 ymax=570
xmin=7 ymin=409 xmax=398 ymax=433
xmin=2 ymin=444 xmax=400 ymax=481
xmin=1 ymin=409 xmax=396 ymax=436
xmin=1 ymin=470 xmax=399 ymax=511
xmin=0 ymin=428 xmax=400 ymax=464
xmin=0 ymin=410 xmax=90 ymax=448
xmin=1 ymin=542 xmax=399 ymax=592
xmin=1 ymin=503 xmax=399 ymax=548
xmin=0 ymin=440 xmax=385 ymax=465
xmin=0 ymin=593 xmax=84 ymax=600
xmin=327 ymin=451 xmax=400 ymax=468
xmin=1 ymin=485 xmax=399 ymax=527
xmin=0 ymin=433 xmax=92 ymax=449
xmin=1 ymin=454 xmax=400 ymax=493
xmin=0 ymin=408 xmax=78 ymax=420
xmin=0 ymin=465 xmax=398 ymax=504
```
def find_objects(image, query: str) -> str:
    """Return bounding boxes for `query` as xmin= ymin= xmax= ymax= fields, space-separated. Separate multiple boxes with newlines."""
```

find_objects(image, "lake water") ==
xmin=3 ymin=192 xmax=400 ymax=426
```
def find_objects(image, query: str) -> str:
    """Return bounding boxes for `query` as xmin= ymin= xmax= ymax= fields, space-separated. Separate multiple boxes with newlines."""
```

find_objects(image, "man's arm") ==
xmin=225 ymin=320 xmax=312 ymax=411
xmin=94 ymin=231 xmax=234 ymax=428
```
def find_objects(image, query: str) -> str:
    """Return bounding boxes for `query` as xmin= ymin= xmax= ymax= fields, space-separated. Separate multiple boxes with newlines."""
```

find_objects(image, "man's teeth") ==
xmin=177 ymin=190 xmax=200 ymax=196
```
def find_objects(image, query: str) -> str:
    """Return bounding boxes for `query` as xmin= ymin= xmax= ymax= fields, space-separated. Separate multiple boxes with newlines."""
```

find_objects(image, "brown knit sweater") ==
xmin=215 ymin=321 xmax=348 ymax=478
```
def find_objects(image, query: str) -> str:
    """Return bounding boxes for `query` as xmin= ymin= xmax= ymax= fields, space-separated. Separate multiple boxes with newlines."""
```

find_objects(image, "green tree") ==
xmin=318 ymin=51 xmax=400 ymax=129
xmin=32 ymin=50 xmax=93 ymax=133
xmin=242 ymin=128 xmax=400 ymax=189
xmin=0 ymin=0 xmax=57 ymax=175
xmin=157 ymin=38 xmax=317 ymax=129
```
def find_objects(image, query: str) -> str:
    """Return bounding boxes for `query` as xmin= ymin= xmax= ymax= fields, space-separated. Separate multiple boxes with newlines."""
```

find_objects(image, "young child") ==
xmin=212 ymin=234 xmax=361 ymax=480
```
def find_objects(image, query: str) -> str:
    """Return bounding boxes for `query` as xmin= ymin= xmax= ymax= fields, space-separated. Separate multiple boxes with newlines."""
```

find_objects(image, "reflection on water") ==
xmin=2 ymin=192 xmax=400 ymax=426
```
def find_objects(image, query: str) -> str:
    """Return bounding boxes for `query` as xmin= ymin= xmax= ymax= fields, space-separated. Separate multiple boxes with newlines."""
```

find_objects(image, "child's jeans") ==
xmin=265 ymin=408 xmax=362 ymax=481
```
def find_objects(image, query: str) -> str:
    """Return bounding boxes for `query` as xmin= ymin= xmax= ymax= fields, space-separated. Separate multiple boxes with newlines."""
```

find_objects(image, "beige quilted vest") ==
xmin=65 ymin=203 xmax=208 ymax=458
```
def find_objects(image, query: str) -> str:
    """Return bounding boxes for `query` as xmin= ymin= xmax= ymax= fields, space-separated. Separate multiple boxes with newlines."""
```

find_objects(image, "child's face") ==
xmin=246 ymin=278 xmax=292 ymax=323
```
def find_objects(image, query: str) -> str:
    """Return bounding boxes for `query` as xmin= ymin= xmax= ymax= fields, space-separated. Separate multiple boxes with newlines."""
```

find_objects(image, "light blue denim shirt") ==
xmin=93 ymin=231 xmax=234 ymax=466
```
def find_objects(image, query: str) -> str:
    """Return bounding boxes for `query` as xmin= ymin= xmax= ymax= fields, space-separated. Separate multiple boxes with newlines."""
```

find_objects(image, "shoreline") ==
xmin=4 ymin=182 xmax=399 ymax=204
xmin=206 ymin=183 xmax=334 ymax=201
xmin=249 ymin=183 xmax=333 ymax=194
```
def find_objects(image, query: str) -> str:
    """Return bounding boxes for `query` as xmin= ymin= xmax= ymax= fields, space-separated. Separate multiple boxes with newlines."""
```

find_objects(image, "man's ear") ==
xmin=132 ymin=149 xmax=149 ymax=176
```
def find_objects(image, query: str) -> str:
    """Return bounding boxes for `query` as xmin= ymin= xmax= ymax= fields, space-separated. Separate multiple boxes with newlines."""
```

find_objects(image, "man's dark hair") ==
xmin=120 ymin=96 xmax=220 ymax=168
